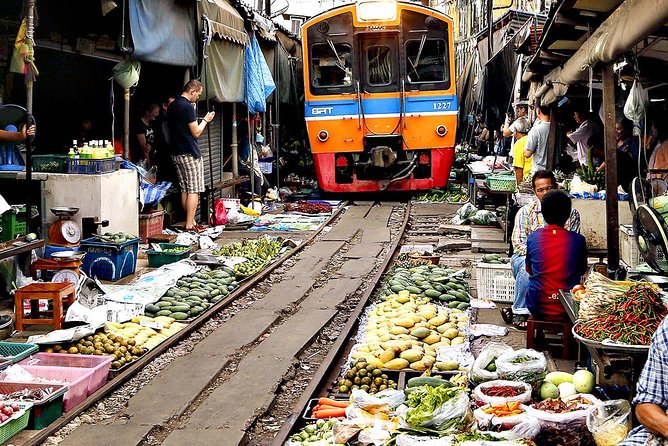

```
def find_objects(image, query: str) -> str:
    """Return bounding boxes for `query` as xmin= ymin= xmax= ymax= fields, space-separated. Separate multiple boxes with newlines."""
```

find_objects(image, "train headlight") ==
xmin=436 ymin=125 xmax=448 ymax=137
xmin=318 ymin=130 xmax=330 ymax=142
xmin=356 ymin=0 xmax=396 ymax=22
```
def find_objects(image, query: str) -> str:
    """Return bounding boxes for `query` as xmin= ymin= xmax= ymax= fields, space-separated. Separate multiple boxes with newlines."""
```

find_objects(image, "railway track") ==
xmin=24 ymin=200 xmax=410 ymax=446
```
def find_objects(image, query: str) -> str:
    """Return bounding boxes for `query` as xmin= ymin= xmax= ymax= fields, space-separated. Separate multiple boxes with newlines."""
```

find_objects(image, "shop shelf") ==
xmin=17 ymin=365 xmax=93 ymax=412
xmin=0 ymin=401 xmax=31 ymax=443
xmin=146 ymin=243 xmax=191 ymax=268
xmin=80 ymin=236 xmax=140 ymax=281
xmin=0 ymin=342 xmax=39 ymax=365
xmin=19 ymin=352 xmax=112 ymax=396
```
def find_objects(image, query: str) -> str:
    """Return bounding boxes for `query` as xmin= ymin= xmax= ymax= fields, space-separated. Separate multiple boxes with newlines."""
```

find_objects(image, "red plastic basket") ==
xmin=139 ymin=211 xmax=165 ymax=243
xmin=16 ymin=365 xmax=93 ymax=412
xmin=19 ymin=353 xmax=112 ymax=397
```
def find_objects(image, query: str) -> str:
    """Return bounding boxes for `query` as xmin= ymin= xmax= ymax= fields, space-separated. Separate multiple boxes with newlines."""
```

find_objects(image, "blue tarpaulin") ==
xmin=245 ymin=34 xmax=275 ymax=114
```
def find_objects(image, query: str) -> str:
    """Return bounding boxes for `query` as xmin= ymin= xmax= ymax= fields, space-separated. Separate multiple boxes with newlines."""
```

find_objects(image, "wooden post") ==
xmin=546 ymin=106 xmax=557 ymax=170
xmin=602 ymin=63 xmax=619 ymax=274
xmin=124 ymin=88 xmax=130 ymax=160
xmin=231 ymin=103 xmax=239 ymax=177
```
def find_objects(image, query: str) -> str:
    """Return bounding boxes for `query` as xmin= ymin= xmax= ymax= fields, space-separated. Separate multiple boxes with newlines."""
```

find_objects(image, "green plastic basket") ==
xmin=0 ymin=402 xmax=31 ymax=443
xmin=0 ymin=342 xmax=38 ymax=364
xmin=486 ymin=174 xmax=517 ymax=192
xmin=29 ymin=395 xmax=64 ymax=430
xmin=31 ymin=154 xmax=68 ymax=173
xmin=146 ymin=243 xmax=192 ymax=268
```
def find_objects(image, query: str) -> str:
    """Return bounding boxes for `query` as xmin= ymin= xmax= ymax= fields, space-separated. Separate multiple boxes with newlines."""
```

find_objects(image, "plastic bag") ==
xmin=470 ymin=342 xmax=514 ymax=384
xmin=570 ymin=174 xmax=598 ymax=194
xmin=490 ymin=416 xmax=541 ymax=440
xmin=400 ymin=388 xmax=471 ymax=431
xmin=586 ymin=399 xmax=631 ymax=446
xmin=451 ymin=202 xmax=477 ymax=225
xmin=357 ymin=426 xmax=392 ymax=445
xmin=473 ymin=380 xmax=532 ymax=406
xmin=473 ymin=403 xmax=532 ymax=430
xmin=623 ymin=79 xmax=648 ymax=125
xmin=350 ymin=388 xmax=405 ymax=411
xmin=212 ymin=198 xmax=229 ymax=226
xmin=469 ymin=210 xmax=498 ymax=225
xmin=395 ymin=435 xmax=453 ymax=446
xmin=524 ymin=393 xmax=599 ymax=446
xmin=495 ymin=349 xmax=547 ymax=385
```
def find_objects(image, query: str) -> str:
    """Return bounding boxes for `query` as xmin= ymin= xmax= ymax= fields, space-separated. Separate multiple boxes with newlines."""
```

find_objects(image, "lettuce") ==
xmin=405 ymin=385 xmax=460 ymax=427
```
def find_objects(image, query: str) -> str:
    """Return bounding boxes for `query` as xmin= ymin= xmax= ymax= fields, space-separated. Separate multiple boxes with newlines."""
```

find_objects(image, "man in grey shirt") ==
xmin=524 ymin=104 xmax=551 ymax=173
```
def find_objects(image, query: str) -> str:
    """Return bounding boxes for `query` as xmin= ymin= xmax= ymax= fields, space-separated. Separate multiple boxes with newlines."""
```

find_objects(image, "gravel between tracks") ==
xmin=41 ymin=203 xmax=407 ymax=446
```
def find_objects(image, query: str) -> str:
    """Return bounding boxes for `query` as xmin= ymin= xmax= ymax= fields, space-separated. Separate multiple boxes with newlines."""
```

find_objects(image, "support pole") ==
xmin=25 ymin=0 xmax=35 ymax=114
xmin=602 ymin=63 xmax=620 ymax=275
xmin=546 ymin=106 xmax=557 ymax=170
xmin=232 ymin=103 xmax=239 ymax=177
xmin=124 ymin=88 xmax=130 ymax=159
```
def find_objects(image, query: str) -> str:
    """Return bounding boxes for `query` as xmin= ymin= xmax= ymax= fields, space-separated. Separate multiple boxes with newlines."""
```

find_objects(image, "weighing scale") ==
xmin=31 ymin=250 xmax=85 ymax=285
xmin=45 ymin=207 xmax=82 ymax=258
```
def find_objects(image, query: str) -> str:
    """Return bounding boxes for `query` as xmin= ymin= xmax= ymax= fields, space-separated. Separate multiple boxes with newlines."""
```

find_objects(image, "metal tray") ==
xmin=572 ymin=322 xmax=650 ymax=353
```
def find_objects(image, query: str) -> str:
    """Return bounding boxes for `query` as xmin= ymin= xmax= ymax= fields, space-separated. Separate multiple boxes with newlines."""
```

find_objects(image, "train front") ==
xmin=302 ymin=0 xmax=458 ymax=193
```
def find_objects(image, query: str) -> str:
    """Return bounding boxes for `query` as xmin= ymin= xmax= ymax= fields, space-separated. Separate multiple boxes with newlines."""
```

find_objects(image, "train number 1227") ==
xmin=432 ymin=102 xmax=451 ymax=110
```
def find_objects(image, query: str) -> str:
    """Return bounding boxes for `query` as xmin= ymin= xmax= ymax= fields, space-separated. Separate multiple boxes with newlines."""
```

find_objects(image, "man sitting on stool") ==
xmin=503 ymin=170 xmax=581 ymax=329
xmin=525 ymin=190 xmax=587 ymax=322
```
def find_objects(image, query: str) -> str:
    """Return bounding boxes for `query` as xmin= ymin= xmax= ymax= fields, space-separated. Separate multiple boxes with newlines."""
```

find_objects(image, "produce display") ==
xmin=160 ymin=246 xmax=189 ymax=254
xmin=479 ymin=401 xmax=523 ymax=417
xmin=284 ymin=201 xmax=333 ymax=214
xmin=44 ymin=331 xmax=147 ymax=370
xmin=531 ymin=396 xmax=595 ymax=413
xmin=415 ymin=185 xmax=469 ymax=203
xmin=480 ymin=254 xmax=509 ymax=264
xmin=0 ymin=386 xmax=60 ymax=403
xmin=145 ymin=267 xmax=238 ymax=319
xmin=575 ymin=282 xmax=666 ymax=345
xmin=336 ymin=357 xmax=397 ymax=395
xmin=0 ymin=402 xmax=22 ymax=423
xmin=105 ymin=316 xmax=186 ymax=350
xmin=309 ymin=398 xmax=350 ymax=419
xmin=287 ymin=419 xmax=340 ymax=445
xmin=96 ymin=231 xmax=138 ymax=243
xmin=576 ymin=272 xmax=634 ymax=320
xmin=214 ymin=237 xmax=283 ymax=277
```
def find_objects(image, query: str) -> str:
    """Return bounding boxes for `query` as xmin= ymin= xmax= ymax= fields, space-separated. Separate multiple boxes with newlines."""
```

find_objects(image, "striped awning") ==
xmin=199 ymin=0 xmax=248 ymax=46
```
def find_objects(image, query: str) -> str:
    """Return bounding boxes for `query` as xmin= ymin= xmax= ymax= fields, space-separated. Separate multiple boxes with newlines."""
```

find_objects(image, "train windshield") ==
xmin=405 ymin=38 xmax=449 ymax=84
xmin=366 ymin=45 xmax=393 ymax=86
xmin=310 ymin=42 xmax=353 ymax=88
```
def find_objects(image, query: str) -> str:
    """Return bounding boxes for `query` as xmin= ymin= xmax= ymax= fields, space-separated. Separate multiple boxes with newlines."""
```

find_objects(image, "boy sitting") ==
xmin=525 ymin=190 xmax=587 ymax=321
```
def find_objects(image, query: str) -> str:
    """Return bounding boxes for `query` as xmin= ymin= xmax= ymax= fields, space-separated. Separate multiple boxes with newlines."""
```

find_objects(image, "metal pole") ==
xmin=487 ymin=0 xmax=493 ymax=63
xmin=546 ymin=106 xmax=557 ymax=170
xmin=602 ymin=63 xmax=620 ymax=275
xmin=25 ymin=0 xmax=36 ymax=114
xmin=124 ymin=88 xmax=130 ymax=159
xmin=232 ymin=103 xmax=239 ymax=177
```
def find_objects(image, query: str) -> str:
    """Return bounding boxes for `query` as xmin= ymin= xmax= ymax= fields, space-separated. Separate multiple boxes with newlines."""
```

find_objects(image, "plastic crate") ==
xmin=80 ymin=236 xmax=140 ymax=281
xmin=474 ymin=262 xmax=515 ymax=303
xmin=620 ymin=225 xmax=642 ymax=268
xmin=67 ymin=157 xmax=115 ymax=174
xmin=0 ymin=382 xmax=67 ymax=430
xmin=0 ymin=342 xmax=39 ymax=365
xmin=19 ymin=353 xmax=112 ymax=397
xmin=146 ymin=243 xmax=191 ymax=268
xmin=0 ymin=401 xmax=31 ymax=443
xmin=17 ymin=365 xmax=93 ymax=413
xmin=486 ymin=174 xmax=516 ymax=192
xmin=0 ymin=206 xmax=27 ymax=242
xmin=31 ymin=154 xmax=68 ymax=173
xmin=139 ymin=211 xmax=165 ymax=243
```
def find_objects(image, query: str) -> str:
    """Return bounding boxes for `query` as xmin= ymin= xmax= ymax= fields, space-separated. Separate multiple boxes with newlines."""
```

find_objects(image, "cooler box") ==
xmin=80 ymin=236 xmax=140 ymax=281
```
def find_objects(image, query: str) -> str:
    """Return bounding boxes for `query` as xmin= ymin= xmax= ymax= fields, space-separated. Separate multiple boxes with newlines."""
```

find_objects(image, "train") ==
xmin=301 ymin=0 xmax=458 ymax=192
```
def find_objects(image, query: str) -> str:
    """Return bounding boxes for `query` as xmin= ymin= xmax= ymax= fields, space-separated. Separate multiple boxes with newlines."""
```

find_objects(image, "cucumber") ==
xmin=171 ymin=312 xmax=189 ymax=320
xmin=425 ymin=289 xmax=441 ymax=298
xmin=390 ymin=285 xmax=405 ymax=293
xmin=156 ymin=301 xmax=172 ymax=308
xmin=406 ymin=286 xmax=421 ymax=294
xmin=170 ymin=304 xmax=191 ymax=312
xmin=156 ymin=310 xmax=173 ymax=317
xmin=406 ymin=376 xmax=454 ymax=388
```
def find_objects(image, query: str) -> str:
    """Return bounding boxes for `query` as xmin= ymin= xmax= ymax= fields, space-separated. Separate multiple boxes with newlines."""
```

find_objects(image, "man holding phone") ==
xmin=167 ymin=79 xmax=215 ymax=232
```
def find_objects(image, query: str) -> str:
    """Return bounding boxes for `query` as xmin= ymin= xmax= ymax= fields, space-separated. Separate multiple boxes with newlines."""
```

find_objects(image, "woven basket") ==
xmin=487 ymin=174 xmax=516 ymax=192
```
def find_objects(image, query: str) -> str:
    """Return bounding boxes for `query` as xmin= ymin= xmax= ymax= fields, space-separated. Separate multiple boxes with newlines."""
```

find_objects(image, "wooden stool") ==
xmin=526 ymin=317 xmax=573 ymax=360
xmin=14 ymin=282 xmax=76 ymax=331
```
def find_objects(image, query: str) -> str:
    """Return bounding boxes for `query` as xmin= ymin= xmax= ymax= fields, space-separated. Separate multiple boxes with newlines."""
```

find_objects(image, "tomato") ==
xmin=571 ymin=284 xmax=585 ymax=293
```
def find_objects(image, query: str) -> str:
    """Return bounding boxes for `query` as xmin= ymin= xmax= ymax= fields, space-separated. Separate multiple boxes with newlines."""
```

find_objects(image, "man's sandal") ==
xmin=500 ymin=307 xmax=514 ymax=324
xmin=512 ymin=315 xmax=529 ymax=331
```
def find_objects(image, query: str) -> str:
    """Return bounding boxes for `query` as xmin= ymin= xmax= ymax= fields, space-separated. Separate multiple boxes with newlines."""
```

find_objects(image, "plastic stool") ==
xmin=14 ymin=282 xmax=76 ymax=331
xmin=526 ymin=317 xmax=573 ymax=360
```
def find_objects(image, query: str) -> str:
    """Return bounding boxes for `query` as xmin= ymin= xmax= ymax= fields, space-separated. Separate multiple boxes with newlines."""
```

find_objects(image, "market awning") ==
xmin=128 ymin=0 xmax=197 ymax=66
xmin=536 ymin=0 xmax=668 ymax=105
xmin=199 ymin=0 xmax=248 ymax=47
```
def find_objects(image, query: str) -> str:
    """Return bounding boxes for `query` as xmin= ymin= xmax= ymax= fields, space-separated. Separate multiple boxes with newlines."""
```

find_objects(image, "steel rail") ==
xmin=19 ymin=202 xmax=349 ymax=446
xmin=267 ymin=201 xmax=411 ymax=446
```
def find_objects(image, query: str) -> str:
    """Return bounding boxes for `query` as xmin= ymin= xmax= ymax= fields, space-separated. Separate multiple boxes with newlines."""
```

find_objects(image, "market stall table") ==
xmin=474 ymin=179 xmax=512 ymax=243
xmin=559 ymin=290 xmax=648 ymax=399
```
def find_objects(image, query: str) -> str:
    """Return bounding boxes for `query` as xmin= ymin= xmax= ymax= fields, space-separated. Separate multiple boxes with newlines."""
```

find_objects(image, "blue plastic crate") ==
xmin=67 ymin=157 xmax=115 ymax=174
xmin=80 ymin=236 xmax=140 ymax=281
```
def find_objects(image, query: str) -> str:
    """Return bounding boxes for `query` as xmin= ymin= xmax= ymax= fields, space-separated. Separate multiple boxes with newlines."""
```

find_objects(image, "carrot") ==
xmin=318 ymin=397 xmax=350 ymax=408
xmin=313 ymin=408 xmax=347 ymax=418
xmin=313 ymin=404 xmax=343 ymax=411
